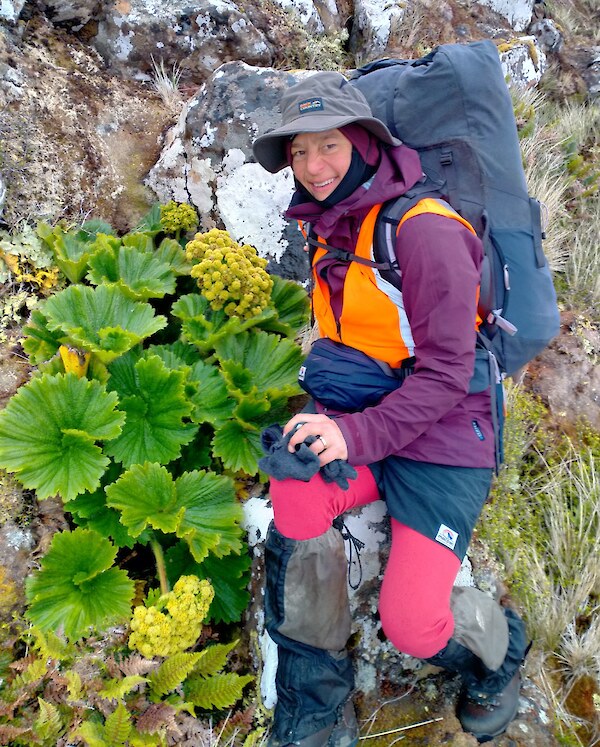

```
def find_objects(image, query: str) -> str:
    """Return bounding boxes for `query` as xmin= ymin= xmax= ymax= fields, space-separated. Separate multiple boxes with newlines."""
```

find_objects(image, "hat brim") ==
xmin=252 ymin=114 xmax=401 ymax=173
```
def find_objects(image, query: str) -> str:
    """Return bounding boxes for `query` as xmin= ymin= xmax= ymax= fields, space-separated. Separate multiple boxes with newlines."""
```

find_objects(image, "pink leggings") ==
xmin=270 ymin=466 xmax=460 ymax=659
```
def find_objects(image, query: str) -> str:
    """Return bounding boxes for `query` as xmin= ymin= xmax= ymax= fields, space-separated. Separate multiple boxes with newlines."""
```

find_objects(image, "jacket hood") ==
xmin=285 ymin=143 xmax=424 ymax=239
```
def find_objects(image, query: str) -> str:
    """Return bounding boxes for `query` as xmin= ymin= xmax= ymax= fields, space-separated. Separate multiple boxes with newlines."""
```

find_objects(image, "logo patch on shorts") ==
xmin=435 ymin=524 xmax=459 ymax=550
xmin=298 ymin=97 xmax=325 ymax=114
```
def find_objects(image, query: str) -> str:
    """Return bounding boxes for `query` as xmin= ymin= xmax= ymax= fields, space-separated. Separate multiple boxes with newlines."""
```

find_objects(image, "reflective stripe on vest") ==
xmin=311 ymin=198 xmax=477 ymax=368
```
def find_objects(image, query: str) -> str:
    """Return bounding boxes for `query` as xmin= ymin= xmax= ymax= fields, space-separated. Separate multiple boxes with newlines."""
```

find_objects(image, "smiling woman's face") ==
xmin=289 ymin=129 xmax=353 ymax=201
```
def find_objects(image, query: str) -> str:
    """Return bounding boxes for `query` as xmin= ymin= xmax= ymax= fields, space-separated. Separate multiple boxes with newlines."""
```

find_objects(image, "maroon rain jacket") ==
xmin=286 ymin=143 xmax=496 ymax=469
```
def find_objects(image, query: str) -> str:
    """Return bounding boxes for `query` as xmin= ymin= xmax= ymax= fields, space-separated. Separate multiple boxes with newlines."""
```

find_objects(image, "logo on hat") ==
xmin=298 ymin=98 xmax=325 ymax=114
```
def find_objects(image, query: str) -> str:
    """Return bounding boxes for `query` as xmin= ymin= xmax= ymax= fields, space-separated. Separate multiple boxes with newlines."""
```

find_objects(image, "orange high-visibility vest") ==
xmin=310 ymin=198 xmax=479 ymax=368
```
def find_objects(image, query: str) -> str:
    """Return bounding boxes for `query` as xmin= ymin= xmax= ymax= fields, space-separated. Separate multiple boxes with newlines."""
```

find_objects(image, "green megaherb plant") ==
xmin=0 ymin=583 xmax=255 ymax=747
xmin=0 ymin=205 xmax=310 ymax=640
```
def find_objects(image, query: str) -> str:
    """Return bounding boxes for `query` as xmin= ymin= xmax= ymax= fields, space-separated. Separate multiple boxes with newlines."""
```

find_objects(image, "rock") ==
xmin=91 ymin=0 xmax=273 ymax=86
xmin=0 ymin=0 xmax=26 ymax=23
xmin=0 ymin=57 xmax=25 ymax=106
xmin=478 ymin=0 xmax=535 ymax=32
xmin=348 ymin=0 xmax=404 ymax=63
xmin=40 ymin=0 xmax=101 ymax=28
xmin=529 ymin=18 xmax=562 ymax=53
xmin=146 ymin=62 xmax=309 ymax=281
xmin=0 ymin=14 xmax=173 ymax=231
xmin=524 ymin=311 xmax=600 ymax=432
xmin=499 ymin=36 xmax=547 ymax=86
xmin=582 ymin=47 xmax=600 ymax=99
xmin=271 ymin=0 xmax=327 ymax=34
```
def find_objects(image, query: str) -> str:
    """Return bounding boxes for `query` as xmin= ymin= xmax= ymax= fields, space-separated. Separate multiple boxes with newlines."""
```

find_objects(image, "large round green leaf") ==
xmin=0 ymin=373 xmax=125 ymax=501
xmin=87 ymin=244 xmax=176 ymax=300
xmin=214 ymin=328 xmax=303 ymax=396
xmin=106 ymin=463 xmax=243 ymax=563
xmin=105 ymin=354 xmax=197 ymax=468
xmin=42 ymin=284 xmax=167 ymax=364
xmin=25 ymin=528 xmax=134 ymax=640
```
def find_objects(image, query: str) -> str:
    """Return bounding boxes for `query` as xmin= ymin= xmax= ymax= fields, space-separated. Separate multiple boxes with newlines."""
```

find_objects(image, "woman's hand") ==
xmin=283 ymin=413 xmax=348 ymax=465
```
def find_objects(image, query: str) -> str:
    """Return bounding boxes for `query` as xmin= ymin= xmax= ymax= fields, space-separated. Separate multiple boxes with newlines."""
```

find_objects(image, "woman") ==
xmin=252 ymin=71 xmax=528 ymax=746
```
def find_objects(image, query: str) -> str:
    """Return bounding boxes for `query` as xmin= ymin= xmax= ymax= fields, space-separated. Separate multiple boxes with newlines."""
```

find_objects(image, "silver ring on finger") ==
xmin=317 ymin=435 xmax=327 ymax=450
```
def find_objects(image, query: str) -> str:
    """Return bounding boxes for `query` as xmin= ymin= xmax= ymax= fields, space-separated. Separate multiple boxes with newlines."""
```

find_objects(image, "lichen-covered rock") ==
xmin=0 ymin=14 xmax=173 ymax=231
xmin=0 ymin=0 xmax=26 ymax=22
xmin=146 ymin=62 xmax=309 ymax=281
xmin=40 ymin=0 xmax=101 ymax=28
xmin=529 ymin=17 xmax=562 ymax=53
xmin=348 ymin=0 xmax=404 ymax=62
xmin=91 ymin=0 xmax=273 ymax=85
xmin=499 ymin=36 xmax=547 ymax=86
xmin=478 ymin=0 xmax=535 ymax=31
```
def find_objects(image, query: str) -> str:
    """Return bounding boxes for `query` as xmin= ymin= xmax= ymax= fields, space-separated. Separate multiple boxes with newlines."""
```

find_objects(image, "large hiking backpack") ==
xmin=348 ymin=40 xmax=560 ymax=385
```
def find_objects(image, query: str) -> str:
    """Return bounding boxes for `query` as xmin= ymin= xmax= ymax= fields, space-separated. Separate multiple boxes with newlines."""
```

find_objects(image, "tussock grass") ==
xmin=481 ymin=385 xmax=600 ymax=743
xmin=511 ymin=86 xmax=600 ymax=307
xmin=565 ymin=195 xmax=600 ymax=306
xmin=517 ymin=448 xmax=600 ymax=651
xmin=150 ymin=56 xmax=183 ymax=112
xmin=546 ymin=0 xmax=600 ymax=44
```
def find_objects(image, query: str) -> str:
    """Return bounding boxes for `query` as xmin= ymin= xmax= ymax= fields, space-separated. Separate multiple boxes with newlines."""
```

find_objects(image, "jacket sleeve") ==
xmin=335 ymin=212 xmax=484 ymax=465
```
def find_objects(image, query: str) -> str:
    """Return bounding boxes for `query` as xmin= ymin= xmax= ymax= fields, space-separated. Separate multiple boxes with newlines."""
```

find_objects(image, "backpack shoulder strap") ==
xmin=373 ymin=179 xmax=446 ymax=292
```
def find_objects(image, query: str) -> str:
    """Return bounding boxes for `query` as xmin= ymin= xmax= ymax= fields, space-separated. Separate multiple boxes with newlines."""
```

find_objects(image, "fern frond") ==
xmin=65 ymin=670 xmax=83 ymax=701
xmin=99 ymin=675 xmax=147 ymax=701
xmin=75 ymin=720 xmax=107 ymax=747
xmin=129 ymin=732 xmax=167 ymax=746
xmin=136 ymin=701 xmax=177 ymax=733
xmin=12 ymin=657 xmax=47 ymax=690
xmin=104 ymin=701 xmax=132 ymax=745
xmin=184 ymin=672 xmax=254 ymax=710
xmin=244 ymin=727 xmax=267 ymax=747
xmin=191 ymin=639 xmax=239 ymax=678
xmin=35 ymin=697 xmax=63 ymax=742
xmin=118 ymin=653 xmax=156 ymax=678
xmin=0 ymin=725 xmax=32 ymax=744
xmin=28 ymin=626 xmax=74 ymax=661
xmin=148 ymin=652 xmax=202 ymax=697
xmin=128 ymin=728 xmax=167 ymax=746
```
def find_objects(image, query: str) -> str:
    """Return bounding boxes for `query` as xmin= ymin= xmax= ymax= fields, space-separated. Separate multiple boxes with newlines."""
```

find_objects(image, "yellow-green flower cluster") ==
xmin=160 ymin=201 xmax=199 ymax=235
xmin=129 ymin=575 xmax=214 ymax=658
xmin=186 ymin=228 xmax=273 ymax=319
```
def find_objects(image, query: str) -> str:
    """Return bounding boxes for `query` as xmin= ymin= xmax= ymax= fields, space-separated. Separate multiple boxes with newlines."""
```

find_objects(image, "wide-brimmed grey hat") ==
xmin=252 ymin=71 xmax=400 ymax=173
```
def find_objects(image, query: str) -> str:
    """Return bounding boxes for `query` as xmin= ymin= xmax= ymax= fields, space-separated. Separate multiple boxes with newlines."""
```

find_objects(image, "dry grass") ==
xmin=546 ymin=0 xmax=600 ymax=44
xmin=150 ymin=56 xmax=183 ymax=113
xmin=515 ymin=446 xmax=600 ymax=742
xmin=566 ymin=195 xmax=600 ymax=305
xmin=518 ymin=448 xmax=600 ymax=647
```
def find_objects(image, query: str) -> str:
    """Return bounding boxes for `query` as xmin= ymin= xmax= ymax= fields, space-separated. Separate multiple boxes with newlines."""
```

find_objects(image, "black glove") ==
xmin=258 ymin=423 xmax=357 ymax=490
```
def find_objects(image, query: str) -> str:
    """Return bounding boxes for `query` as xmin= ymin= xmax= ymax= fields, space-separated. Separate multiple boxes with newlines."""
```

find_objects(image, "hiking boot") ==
xmin=458 ymin=670 xmax=521 ymax=742
xmin=267 ymin=722 xmax=335 ymax=747
xmin=268 ymin=700 xmax=359 ymax=747
xmin=329 ymin=699 xmax=359 ymax=747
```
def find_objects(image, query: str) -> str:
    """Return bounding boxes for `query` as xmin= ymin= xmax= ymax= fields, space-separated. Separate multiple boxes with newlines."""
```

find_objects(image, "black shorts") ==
xmin=369 ymin=457 xmax=493 ymax=560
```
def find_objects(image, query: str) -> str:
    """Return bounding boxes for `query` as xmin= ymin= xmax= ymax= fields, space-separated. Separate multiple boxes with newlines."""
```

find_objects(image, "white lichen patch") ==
xmin=187 ymin=157 xmax=216 ymax=216
xmin=500 ymin=36 xmax=546 ymax=87
xmin=216 ymin=159 xmax=294 ymax=261
xmin=241 ymin=494 xmax=274 ymax=548
xmin=478 ymin=0 xmax=534 ymax=31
